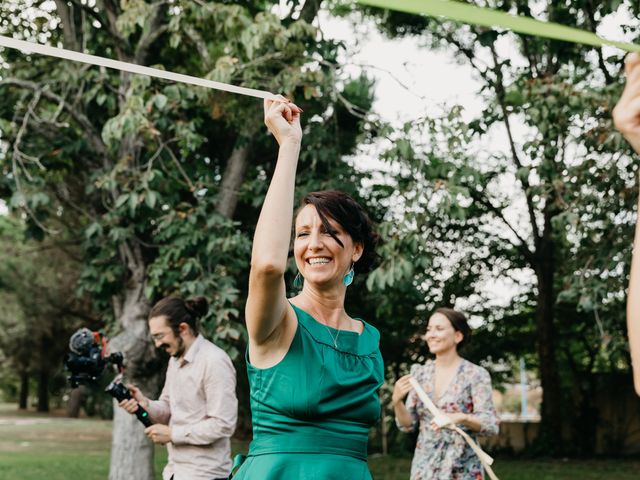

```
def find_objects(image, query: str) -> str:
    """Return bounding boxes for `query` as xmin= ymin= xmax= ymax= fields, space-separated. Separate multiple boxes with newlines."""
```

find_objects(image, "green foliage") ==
xmin=355 ymin=0 xmax=640 ymax=453
xmin=0 ymin=214 xmax=96 ymax=409
xmin=0 ymin=1 xmax=381 ymax=437
xmin=145 ymin=203 xmax=251 ymax=359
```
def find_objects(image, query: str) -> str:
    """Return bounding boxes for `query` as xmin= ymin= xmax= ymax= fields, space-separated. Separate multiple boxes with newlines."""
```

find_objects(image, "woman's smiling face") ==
xmin=423 ymin=312 xmax=463 ymax=354
xmin=293 ymin=204 xmax=361 ymax=288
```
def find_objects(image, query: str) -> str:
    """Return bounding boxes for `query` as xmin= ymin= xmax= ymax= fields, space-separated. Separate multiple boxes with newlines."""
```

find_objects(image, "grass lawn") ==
xmin=1 ymin=403 xmax=639 ymax=479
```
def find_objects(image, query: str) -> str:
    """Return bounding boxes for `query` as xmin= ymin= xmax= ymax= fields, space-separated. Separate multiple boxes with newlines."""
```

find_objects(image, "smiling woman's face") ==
xmin=293 ymin=204 xmax=361 ymax=288
xmin=423 ymin=312 xmax=463 ymax=355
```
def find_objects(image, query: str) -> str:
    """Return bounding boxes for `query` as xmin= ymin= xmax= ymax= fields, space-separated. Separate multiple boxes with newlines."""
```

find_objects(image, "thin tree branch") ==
xmin=468 ymin=187 xmax=535 ymax=262
xmin=96 ymin=0 xmax=130 ymax=59
xmin=514 ymin=0 xmax=539 ymax=77
xmin=184 ymin=25 xmax=212 ymax=70
xmin=13 ymin=90 xmax=46 ymax=176
xmin=165 ymin=145 xmax=195 ymax=191
xmin=53 ymin=0 xmax=80 ymax=51
xmin=0 ymin=79 xmax=110 ymax=166
xmin=68 ymin=0 xmax=107 ymax=30
xmin=343 ymin=61 xmax=427 ymax=101
xmin=439 ymin=29 xmax=488 ymax=78
xmin=134 ymin=1 xmax=169 ymax=65
xmin=583 ymin=0 xmax=613 ymax=84
xmin=489 ymin=43 xmax=542 ymax=246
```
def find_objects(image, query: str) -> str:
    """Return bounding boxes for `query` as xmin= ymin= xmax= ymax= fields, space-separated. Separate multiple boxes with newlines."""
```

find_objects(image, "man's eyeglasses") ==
xmin=151 ymin=331 xmax=171 ymax=342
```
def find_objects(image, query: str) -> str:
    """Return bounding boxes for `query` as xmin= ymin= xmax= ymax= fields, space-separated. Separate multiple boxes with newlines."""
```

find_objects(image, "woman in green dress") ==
xmin=232 ymin=96 xmax=383 ymax=479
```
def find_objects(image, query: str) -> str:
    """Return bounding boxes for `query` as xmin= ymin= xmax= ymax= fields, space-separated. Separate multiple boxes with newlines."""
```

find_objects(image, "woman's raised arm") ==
xmin=245 ymin=97 xmax=302 ymax=345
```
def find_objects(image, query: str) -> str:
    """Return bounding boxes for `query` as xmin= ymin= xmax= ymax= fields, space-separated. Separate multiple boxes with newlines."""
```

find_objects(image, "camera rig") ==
xmin=65 ymin=328 xmax=152 ymax=427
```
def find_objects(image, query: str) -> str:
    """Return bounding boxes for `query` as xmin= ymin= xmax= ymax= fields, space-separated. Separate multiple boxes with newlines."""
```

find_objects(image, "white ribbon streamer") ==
xmin=409 ymin=376 xmax=500 ymax=480
xmin=0 ymin=35 xmax=277 ymax=100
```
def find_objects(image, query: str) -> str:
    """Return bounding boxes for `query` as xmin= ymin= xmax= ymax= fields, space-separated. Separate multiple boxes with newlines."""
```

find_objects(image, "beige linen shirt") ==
xmin=146 ymin=335 xmax=237 ymax=480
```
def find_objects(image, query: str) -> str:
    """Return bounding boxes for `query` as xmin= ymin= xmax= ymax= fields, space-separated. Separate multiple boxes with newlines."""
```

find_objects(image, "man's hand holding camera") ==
xmin=118 ymin=384 xmax=170 ymax=444
xmin=118 ymin=384 xmax=149 ymax=413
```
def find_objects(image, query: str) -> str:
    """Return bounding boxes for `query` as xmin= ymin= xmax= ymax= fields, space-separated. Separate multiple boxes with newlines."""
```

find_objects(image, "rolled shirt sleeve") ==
xmin=146 ymin=371 xmax=172 ymax=425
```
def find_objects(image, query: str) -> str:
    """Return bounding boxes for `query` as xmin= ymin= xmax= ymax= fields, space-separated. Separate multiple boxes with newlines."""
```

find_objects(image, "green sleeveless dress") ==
xmin=232 ymin=303 xmax=384 ymax=480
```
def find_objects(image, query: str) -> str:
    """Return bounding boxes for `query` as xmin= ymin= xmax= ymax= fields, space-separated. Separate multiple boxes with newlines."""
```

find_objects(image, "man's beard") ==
xmin=161 ymin=335 xmax=185 ymax=358
xmin=172 ymin=336 xmax=185 ymax=358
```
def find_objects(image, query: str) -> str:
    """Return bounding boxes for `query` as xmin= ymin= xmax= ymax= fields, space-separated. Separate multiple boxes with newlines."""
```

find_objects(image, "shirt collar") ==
xmin=180 ymin=334 xmax=204 ymax=366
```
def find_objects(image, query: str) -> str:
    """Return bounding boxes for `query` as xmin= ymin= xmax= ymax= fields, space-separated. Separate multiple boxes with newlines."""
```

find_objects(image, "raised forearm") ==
xmin=250 ymin=140 xmax=301 ymax=272
xmin=246 ymin=99 xmax=302 ymax=343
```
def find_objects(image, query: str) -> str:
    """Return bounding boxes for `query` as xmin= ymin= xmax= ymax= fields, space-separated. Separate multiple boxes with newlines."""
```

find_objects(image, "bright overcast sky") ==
xmin=317 ymin=12 xmax=482 ymax=123
xmin=311 ymin=5 xmax=637 ymax=312
xmin=317 ymin=6 xmax=635 ymax=123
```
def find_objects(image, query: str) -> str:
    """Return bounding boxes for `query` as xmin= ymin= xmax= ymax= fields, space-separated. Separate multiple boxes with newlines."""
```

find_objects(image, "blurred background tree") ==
xmin=357 ymin=0 xmax=639 ymax=455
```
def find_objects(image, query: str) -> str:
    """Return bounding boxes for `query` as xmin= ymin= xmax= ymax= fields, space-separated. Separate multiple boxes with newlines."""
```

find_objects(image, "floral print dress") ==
xmin=398 ymin=359 xmax=499 ymax=480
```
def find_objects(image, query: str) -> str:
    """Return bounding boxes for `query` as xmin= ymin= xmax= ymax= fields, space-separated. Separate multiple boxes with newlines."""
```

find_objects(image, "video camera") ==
xmin=65 ymin=328 xmax=152 ymax=427
xmin=66 ymin=328 xmax=123 ymax=387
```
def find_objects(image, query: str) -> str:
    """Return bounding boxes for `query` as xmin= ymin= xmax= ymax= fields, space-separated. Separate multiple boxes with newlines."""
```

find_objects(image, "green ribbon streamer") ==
xmin=358 ymin=0 xmax=640 ymax=53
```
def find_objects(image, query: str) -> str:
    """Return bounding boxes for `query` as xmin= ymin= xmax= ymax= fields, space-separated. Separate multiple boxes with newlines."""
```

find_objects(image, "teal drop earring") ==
xmin=293 ymin=272 xmax=304 ymax=289
xmin=343 ymin=264 xmax=355 ymax=287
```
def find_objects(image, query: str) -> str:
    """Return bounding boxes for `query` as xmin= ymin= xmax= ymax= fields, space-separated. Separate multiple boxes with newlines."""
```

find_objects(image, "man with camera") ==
xmin=119 ymin=296 xmax=237 ymax=480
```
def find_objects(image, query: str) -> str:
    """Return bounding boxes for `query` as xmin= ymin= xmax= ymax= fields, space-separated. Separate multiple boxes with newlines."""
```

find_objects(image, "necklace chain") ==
xmin=324 ymin=324 xmax=341 ymax=348
xmin=307 ymin=305 xmax=344 ymax=348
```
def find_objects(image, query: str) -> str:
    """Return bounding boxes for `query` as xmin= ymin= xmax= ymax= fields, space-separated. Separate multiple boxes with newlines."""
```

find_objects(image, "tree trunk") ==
xmin=534 ymin=222 xmax=563 ymax=452
xmin=573 ymin=377 xmax=598 ymax=456
xmin=37 ymin=368 xmax=49 ymax=412
xmin=216 ymin=133 xmax=255 ymax=219
xmin=108 ymin=271 xmax=164 ymax=480
xmin=66 ymin=385 xmax=87 ymax=418
xmin=18 ymin=371 xmax=28 ymax=410
xmin=109 ymin=406 xmax=156 ymax=480
xmin=53 ymin=0 xmax=80 ymax=51
xmin=299 ymin=0 xmax=322 ymax=24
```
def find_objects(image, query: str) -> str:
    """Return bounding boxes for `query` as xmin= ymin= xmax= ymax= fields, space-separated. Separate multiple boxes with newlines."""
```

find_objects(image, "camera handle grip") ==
xmin=134 ymin=405 xmax=152 ymax=427
xmin=105 ymin=380 xmax=153 ymax=428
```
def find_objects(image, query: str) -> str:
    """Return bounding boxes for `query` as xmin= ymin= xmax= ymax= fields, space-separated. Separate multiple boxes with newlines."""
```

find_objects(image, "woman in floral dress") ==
xmin=392 ymin=308 xmax=499 ymax=480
